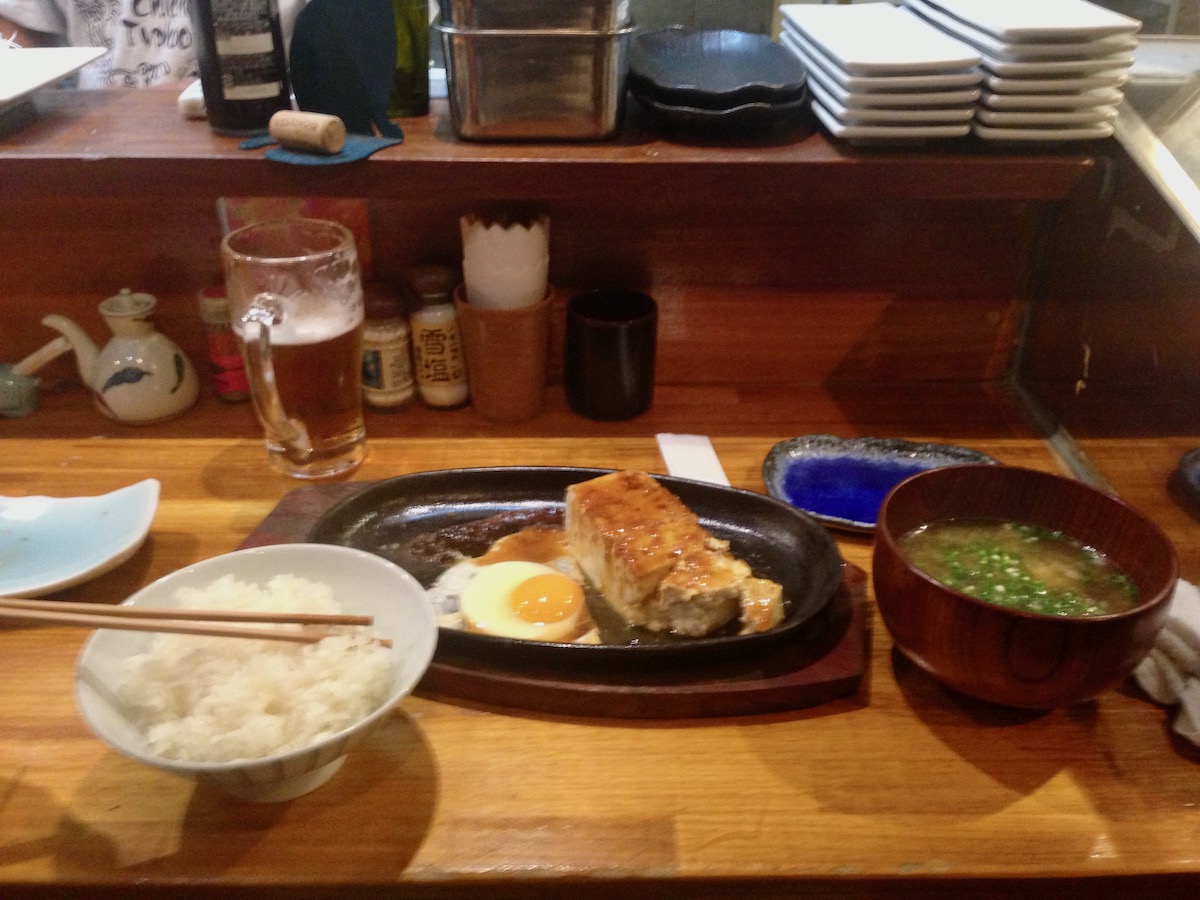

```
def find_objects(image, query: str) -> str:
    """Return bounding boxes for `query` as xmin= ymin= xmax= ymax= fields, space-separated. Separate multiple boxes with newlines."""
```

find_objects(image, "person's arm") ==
xmin=0 ymin=13 xmax=56 ymax=47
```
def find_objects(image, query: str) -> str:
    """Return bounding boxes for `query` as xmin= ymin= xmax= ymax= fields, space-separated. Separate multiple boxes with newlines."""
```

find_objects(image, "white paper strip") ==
xmin=655 ymin=433 xmax=731 ymax=487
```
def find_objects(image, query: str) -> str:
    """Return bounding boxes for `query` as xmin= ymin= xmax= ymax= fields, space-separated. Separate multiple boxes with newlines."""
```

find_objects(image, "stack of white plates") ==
xmin=779 ymin=2 xmax=982 ymax=143
xmin=903 ymin=0 xmax=1140 ymax=142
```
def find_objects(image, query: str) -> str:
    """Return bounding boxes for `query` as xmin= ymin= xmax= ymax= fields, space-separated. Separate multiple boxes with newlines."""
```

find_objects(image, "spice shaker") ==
xmin=197 ymin=284 xmax=250 ymax=403
xmin=361 ymin=281 xmax=415 ymax=409
xmin=407 ymin=264 xmax=469 ymax=409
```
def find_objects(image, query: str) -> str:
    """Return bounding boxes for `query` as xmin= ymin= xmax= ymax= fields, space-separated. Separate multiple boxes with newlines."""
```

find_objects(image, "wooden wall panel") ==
xmin=366 ymin=197 xmax=1045 ymax=294
xmin=1 ymin=193 xmax=1043 ymax=391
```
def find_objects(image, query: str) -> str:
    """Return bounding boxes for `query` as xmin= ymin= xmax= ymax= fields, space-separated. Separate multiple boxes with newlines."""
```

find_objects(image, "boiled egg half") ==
xmin=459 ymin=560 xmax=587 ymax=642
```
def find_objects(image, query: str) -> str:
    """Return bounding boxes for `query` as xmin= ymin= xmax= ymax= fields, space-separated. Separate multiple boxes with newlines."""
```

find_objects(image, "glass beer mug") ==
xmin=220 ymin=219 xmax=367 ymax=479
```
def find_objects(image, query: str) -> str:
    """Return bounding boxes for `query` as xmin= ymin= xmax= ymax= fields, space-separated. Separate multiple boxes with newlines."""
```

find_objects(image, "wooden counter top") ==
xmin=2 ymin=432 xmax=1198 ymax=900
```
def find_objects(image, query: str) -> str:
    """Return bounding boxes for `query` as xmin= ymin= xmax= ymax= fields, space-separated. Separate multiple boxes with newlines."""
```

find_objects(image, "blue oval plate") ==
xmin=0 ymin=480 xmax=160 ymax=597
xmin=763 ymin=436 xmax=997 ymax=534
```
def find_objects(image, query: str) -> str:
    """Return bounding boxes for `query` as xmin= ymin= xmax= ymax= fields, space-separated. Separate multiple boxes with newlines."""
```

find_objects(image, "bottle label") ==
xmin=362 ymin=346 xmax=414 ymax=396
xmin=213 ymin=0 xmax=285 ymax=100
xmin=205 ymin=328 xmax=250 ymax=396
xmin=413 ymin=325 xmax=466 ymax=386
xmin=362 ymin=348 xmax=385 ymax=391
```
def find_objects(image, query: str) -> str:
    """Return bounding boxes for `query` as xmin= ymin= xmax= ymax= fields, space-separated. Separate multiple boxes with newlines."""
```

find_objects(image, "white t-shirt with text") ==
xmin=0 ymin=1 xmax=304 ymax=89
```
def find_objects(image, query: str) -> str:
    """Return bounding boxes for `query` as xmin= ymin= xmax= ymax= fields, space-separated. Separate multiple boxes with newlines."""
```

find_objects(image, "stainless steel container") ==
xmin=438 ymin=24 xmax=635 ymax=140
xmin=438 ymin=0 xmax=632 ymax=30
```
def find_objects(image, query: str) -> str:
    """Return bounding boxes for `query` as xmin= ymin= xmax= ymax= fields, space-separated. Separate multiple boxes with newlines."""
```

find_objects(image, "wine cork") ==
xmin=268 ymin=110 xmax=346 ymax=155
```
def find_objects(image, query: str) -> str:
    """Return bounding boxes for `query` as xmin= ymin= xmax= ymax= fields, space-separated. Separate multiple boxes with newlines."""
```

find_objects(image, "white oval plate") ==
xmin=0 ymin=480 xmax=160 ymax=597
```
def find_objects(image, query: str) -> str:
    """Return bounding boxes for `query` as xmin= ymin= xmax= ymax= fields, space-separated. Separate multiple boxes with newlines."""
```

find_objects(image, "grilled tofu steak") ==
xmin=564 ymin=470 xmax=785 ymax=636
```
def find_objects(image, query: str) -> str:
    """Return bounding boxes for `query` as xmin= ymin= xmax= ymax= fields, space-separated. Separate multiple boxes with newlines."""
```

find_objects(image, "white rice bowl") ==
xmin=75 ymin=544 xmax=437 ymax=803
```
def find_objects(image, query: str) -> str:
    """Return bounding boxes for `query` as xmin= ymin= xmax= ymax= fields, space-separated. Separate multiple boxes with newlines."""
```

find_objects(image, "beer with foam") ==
xmin=222 ymin=219 xmax=368 ymax=479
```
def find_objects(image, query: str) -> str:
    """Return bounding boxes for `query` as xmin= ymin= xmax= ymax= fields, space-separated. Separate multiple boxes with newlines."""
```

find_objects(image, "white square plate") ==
xmin=982 ymin=51 xmax=1133 ymax=77
xmin=984 ymin=68 xmax=1129 ymax=93
xmin=922 ymin=0 xmax=1141 ymax=43
xmin=973 ymin=120 xmax=1115 ymax=141
xmin=809 ymin=77 xmax=975 ymax=123
xmin=906 ymin=0 xmax=1137 ymax=60
xmin=804 ymin=56 xmax=979 ymax=108
xmin=976 ymin=105 xmax=1117 ymax=126
xmin=981 ymin=86 xmax=1122 ymax=109
xmin=779 ymin=2 xmax=980 ymax=76
xmin=811 ymin=96 xmax=971 ymax=140
xmin=781 ymin=27 xmax=982 ymax=94
xmin=0 ymin=46 xmax=105 ymax=110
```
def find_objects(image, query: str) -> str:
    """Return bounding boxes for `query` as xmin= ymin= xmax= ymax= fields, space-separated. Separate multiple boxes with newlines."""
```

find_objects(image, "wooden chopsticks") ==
xmin=0 ymin=597 xmax=378 ymax=644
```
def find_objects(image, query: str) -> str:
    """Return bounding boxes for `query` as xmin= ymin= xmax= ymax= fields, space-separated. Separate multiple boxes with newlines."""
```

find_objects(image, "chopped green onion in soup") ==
xmin=897 ymin=519 xmax=1138 ymax=617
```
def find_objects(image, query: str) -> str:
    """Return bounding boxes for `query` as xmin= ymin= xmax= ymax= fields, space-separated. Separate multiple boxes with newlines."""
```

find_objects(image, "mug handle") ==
xmin=241 ymin=300 xmax=312 ymax=457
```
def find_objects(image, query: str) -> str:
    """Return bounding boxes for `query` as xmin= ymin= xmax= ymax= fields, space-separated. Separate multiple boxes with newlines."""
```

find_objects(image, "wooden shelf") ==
xmin=0 ymin=90 xmax=1097 ymax=203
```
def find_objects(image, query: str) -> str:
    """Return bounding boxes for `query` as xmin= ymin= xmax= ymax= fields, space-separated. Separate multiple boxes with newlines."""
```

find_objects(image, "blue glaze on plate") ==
xmin=0 ymin=479 xmax=159 ymax=597
xmin=777 ymin=455 xmax=937 ymax=527
xmin=763 ymin=436 xmax=996 ymax=533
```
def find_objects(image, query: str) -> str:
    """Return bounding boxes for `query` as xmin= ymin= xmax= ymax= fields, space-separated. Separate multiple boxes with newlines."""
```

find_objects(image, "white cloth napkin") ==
xmin=1132 ymin=578 xmax=1200 ymax=746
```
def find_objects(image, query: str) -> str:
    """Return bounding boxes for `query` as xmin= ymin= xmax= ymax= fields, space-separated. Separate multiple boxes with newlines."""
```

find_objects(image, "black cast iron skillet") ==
xmin=307 ymin=467 xmax=844 ymax=672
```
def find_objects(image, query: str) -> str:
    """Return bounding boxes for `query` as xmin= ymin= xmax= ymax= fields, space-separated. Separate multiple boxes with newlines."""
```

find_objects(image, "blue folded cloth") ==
xmin=239 ymin=132 xmax=403 ymax=165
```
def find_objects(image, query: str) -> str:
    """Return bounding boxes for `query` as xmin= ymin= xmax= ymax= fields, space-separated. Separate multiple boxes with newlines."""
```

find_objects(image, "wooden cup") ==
xmin=455 ymin=284 xmax=553 ymax=423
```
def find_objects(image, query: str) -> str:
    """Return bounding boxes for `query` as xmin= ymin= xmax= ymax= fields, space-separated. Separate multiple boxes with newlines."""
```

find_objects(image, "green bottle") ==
xmin=389 ymin=0 xmax=430 ymax=117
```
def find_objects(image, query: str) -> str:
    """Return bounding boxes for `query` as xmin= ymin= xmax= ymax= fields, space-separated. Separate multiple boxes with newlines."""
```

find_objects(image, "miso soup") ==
xmin=897 ymin=519 xmax=1138 ymax=617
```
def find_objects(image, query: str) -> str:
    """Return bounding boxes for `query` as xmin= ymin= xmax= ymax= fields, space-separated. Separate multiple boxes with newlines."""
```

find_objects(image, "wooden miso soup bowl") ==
xmin=872 ymin=465 xmax=1178 ymax=709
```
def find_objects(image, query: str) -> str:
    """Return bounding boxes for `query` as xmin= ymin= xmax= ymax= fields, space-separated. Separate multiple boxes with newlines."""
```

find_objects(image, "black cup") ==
xmin=564 ymin=289 xmax=657 ymax=421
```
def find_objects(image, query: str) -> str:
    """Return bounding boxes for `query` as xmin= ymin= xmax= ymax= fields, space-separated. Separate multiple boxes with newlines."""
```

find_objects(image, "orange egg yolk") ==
xmin=509 ymin=573 xmax=584 ymax=624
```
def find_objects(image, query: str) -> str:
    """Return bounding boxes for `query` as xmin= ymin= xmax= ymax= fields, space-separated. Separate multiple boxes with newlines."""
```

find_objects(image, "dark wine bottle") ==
xmin=191 ymin=0 xmax=292 ymax=136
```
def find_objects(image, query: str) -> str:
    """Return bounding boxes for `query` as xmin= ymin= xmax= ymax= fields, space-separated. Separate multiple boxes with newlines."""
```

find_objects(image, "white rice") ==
xmin=120 ymin=573 xmax=392 ymax=763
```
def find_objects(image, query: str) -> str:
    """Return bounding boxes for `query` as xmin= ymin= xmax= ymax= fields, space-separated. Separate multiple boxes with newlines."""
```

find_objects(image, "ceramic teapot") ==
xmin=43 ymin=289 xmax=199 ymax=423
